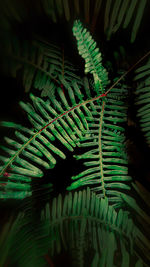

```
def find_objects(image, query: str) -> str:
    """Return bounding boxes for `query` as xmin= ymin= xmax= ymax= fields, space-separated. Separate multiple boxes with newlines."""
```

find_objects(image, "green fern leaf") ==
xmin=0 ymin=1 xmax=147 ymax=43
xmin=0 ymin=76 xmax=94 ymax=199
xmin=67 ymin=86 xmax=131 ymax=204
xmin=2 ymin=34 xmax=82 ymax=96
xmin=130 ymin=0 xmax=147 ymax=43
xmin=3 ymin=188 xmax=147 ymax=266
xmin=73 ymin=20 xmax=109 ymax=95
xmin=104 ymin=0 xmax=147 ymax=42
xmin=106 ymin=0 xmax=122 ymax=39
xmin=1 ymin=189 xmax=149 ymax=266
xmin=134 ymin=57 xmax=150 ymax=146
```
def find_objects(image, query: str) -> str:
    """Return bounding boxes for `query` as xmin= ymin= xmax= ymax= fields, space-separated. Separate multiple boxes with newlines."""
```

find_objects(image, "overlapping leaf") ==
xmin=3 ymin=188 xmax=149 ymax=266
xmin=2 ymin=34 xmax=82 ymax=96
xmin=0 ymin=1 xmax=147 ymax=43
xmin=0 ymin=189 xmax=149 ymax=266
xmin=134 ymin=57 xmax=150 ymax=146
xmin=67 ymin=85 xmax=132 ymax=205
xmin=73 ymin=20 xmax=109 ymax=95
xmin=0 ymin=78 xmax=92 ymax=199
xmin=104 ymin=0 xmax=147 ymax=42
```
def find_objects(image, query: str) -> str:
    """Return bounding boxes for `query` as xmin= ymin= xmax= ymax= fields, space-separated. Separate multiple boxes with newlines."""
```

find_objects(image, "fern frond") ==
xmin=104 ymin=0 xmax=147 ymax=43
xmin=0 ymin=76 xmax=95 ymax=199
xmin=5 ymin=188 xmax=149 ymax=266
xmin=129 ymin=0 xmax=147 ymax=43
xmin=44 ymin=188 xmax=150 ymax=266
xmin=67 ymin=86 xmax=131 ymax=204
xmin=73 ymin=20 xmax=109 ymax=95
xmin=2 ymin=34 xmax=82 ymax=95
xmin=134 ymin=57 xmax=150 ymax=146
xmin=105 ymin=0 xmax=122 ymax=38
xmin=34 ymin=37 xmax=82 ymax=83
xmin=0 ymin=1 xmax=147 ymax=43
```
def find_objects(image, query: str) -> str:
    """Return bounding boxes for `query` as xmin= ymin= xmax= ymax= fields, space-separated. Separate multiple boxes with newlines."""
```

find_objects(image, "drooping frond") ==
xmin=67 ymin=85 xmax=131 ymax=205
xmin=0 ymin=78 xmax=93 ymax=199
xmin=134 ymin=57 xmax=150 ymax=146
xmin=44 ymin=0 xmax=147 ymax=43
xmin=3 ymin=188 xmax=149 ymax=266
xmin=104 ymin=0 xmax=147 ymax=43
xmin=0 ymin=1 xmax=147 ymax=43
xmin=73 ymin=20 xmax=109 ymax=95
xmin=2 ymin=34 xmax=82 ymax=95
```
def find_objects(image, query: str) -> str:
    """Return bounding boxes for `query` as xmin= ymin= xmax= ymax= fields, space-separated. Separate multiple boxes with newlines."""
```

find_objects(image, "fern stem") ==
xmin=98 ymin=101 xmax=106 ymax=198
xmin=106 ymin=49 xmax=150 ymax=95
xmin=0 ymin=135 xmax=36 ymax=177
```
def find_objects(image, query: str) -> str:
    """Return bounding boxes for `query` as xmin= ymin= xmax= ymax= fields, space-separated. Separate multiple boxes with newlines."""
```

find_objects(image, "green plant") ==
xmin=134 ymin=57 xmax=150 ymax=146
xmin=0 ymin=21 xmax=131 ymax=204
xmin=2 ymin=34 xmax=82 ymax=95
xmin=0 ymin=5 xmax=150 ymax=266
xmin=4 ymin=188 xmax=148 ymax=267
xmin=0 ymin=0 xmax=147 ymax=42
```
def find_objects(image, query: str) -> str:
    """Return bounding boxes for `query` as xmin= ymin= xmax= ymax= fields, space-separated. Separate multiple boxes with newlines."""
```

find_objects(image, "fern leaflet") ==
xmin=73 ymin=20 xmax=109 ymax=95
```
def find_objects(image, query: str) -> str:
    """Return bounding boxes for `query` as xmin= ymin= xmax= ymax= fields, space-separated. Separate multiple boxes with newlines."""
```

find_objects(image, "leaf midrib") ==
xmin=0 ymin=94 xmax=105 ymax=176
xmin=98 ymin=101 xmax=106 ymax=197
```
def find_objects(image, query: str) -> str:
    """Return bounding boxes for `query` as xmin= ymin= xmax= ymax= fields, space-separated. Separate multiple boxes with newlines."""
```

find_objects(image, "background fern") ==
xmin=0 ymin=0 xmax=148 ymax=42
xmin=1 ymin=34 xmax=82 ymax=96
xmin=134 ymin=57 xmax=150 ymax=146
xmin=1 ymin=189 xmax=149 ymax=266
